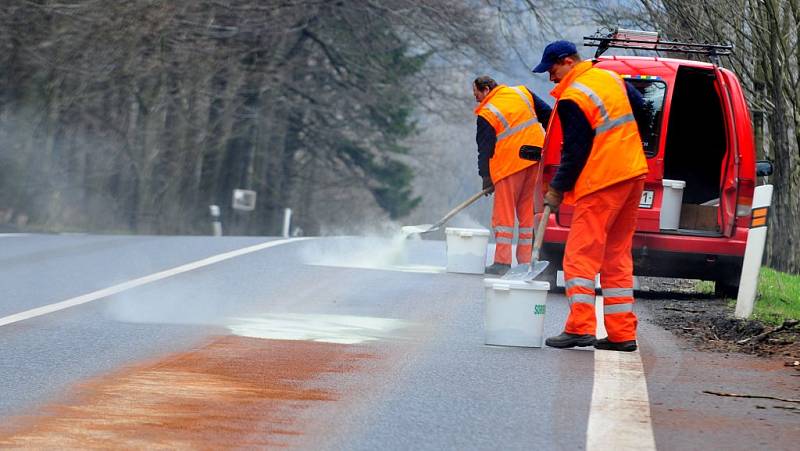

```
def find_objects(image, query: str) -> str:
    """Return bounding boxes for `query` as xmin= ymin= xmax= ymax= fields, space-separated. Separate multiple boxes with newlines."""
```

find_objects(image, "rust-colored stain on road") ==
xmin=0 ymin=337 xmax=372 ymax=449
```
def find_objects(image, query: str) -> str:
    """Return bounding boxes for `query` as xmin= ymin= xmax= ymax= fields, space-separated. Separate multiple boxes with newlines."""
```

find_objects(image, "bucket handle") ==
xmin=458 ymin=231 xmax=474 ymax=238
xmin=492 ymin=283 xmax=511 ymax=291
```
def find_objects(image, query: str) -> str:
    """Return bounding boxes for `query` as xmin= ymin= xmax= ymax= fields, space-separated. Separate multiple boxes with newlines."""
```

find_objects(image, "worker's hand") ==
xmin=482 ymin=176 xmax=494 ymax=195
xmin=544 ymin=187 xmax=563 ymax=211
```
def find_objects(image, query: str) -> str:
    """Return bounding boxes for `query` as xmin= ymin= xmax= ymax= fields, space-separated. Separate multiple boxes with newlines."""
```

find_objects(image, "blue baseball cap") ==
xmin=532 ymin=40 xmax=578 ymax=73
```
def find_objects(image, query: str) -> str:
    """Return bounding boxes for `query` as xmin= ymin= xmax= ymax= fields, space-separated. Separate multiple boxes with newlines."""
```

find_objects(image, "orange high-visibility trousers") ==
xmin=562 ymin=176 xmax=645 ymax=342
xmin=492 ymin=165 xmax=537 ymax=265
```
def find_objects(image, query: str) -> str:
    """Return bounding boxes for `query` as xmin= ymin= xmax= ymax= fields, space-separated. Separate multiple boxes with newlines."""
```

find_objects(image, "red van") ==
xmin=539 ymin=30 xmax=773 ymax=296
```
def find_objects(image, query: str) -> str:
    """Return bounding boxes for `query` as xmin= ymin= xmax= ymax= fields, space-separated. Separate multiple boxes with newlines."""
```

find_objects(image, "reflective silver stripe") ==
xmin=494 ymin=226 xmax=514 ymax=233
xmin=571 ymin=82 xmax=635 ymax=135
xmin=486 ymin=103 xmax=509 ymax=130
xmin=497 ymin=117 xmax=539 ymax=141
xmin=604 ymin=303 xmax=634 ymax=314
xmin=572 ymin=82 xmax=609 ymax=122
xmin=517 ymin=227 xmax=534 ymax=234
xmin=596 ymin=113 xmax=635 ymax=134
xmin=566 ymin=277 xmax=595 ymax=290
xmin=487 ymin=88 xmax=541 ymax=142
xmin=569 ymin=293 xmax=595 ymax=305
xmin=496 ymin=237 xmax=513 ymax=244
xmin=510 ymin=86 xmax=537 ymax=118
xmin=603 ymin=288 xmax=634 ymax=298
xmin=517 ymin=238 xmax=533 ymax=245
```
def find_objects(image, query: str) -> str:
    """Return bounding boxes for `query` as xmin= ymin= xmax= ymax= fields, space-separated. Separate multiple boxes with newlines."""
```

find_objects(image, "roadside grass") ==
xmin=695 ymin=280 xmax=715 ymax=295
xmin=752 ymin=267 xmax=800 ymax=325
xmin=694 ymin=269 xmax=798 ymax=326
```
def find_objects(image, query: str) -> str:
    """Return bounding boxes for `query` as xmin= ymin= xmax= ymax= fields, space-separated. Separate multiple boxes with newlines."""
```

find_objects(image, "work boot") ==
xmin=485 ymin=263 xmax=510 ymax=275
xmin=545 ymin=332 xmax=596 ymax=348
xmin=594 ymin=338 xmax=638 ymax=352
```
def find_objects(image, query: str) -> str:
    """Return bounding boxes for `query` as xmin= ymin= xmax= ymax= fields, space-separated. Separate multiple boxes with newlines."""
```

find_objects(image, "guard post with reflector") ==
xmin=209 ymin=204 xmax=222 ymax=236
xmin=735 ymin=184 xmax=773 ymax=318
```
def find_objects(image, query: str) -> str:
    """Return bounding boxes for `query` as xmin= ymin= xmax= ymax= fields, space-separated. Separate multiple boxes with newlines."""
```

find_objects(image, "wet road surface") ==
xmin=0 ymin=234 xmax=797 ymax=449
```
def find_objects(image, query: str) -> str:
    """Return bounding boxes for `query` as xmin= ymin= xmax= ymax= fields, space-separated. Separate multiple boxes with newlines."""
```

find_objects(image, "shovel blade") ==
xmin=500 ymin=260 xmax=549 ymax=281
xmin=401 ymin=224 xmax=434 ymax=235
xmin=524 ymin=260 xmax=550 ymax=282
xmin=501 ymin=263 xmax=531 ymax=280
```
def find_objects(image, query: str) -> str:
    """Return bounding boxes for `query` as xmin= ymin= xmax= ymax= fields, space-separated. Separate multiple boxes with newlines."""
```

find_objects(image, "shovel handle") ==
xmin=429 ymin=188 xmax=492 ymax=230
xmin=531 ymin=205 xmax=551 ymax=263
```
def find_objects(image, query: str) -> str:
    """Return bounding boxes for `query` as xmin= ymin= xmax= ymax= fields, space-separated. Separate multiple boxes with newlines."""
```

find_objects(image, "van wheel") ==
xmin=538 ymin=248 xmax=562 ymax=293
xmin=714 ymin=280 xmax=739 ymax=299
xmin=541 ymin=265 xmax=560 ymax=293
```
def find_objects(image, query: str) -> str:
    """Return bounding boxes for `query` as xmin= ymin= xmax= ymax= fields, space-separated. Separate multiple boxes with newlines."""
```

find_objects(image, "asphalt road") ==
xmin=0 ymin=233 xmax=796 ymax=449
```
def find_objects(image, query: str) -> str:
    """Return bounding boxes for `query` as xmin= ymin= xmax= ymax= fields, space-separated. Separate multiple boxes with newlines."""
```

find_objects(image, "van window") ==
xmin=627 ymin=80 xmax=666 ymax=158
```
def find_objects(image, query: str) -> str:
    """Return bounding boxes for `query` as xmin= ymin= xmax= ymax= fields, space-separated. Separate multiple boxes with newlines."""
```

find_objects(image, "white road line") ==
xmin=0 ymin=237 xmax=312 ymax=328
xmin=0 ymin=233 xmax=29 ymax=238
xmin=587 ymin=296 xmax=656 ymax=450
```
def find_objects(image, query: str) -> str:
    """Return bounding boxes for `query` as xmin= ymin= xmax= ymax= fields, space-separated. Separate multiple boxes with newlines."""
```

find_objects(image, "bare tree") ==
xmin=513 ymin=0 xmax=800 ymax=274
xmin=0 ymin=0 xmax=496 ymax=235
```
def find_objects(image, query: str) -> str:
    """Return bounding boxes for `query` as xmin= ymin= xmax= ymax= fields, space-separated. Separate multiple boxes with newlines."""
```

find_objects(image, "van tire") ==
xmin=714 ymin=280 xmax=739 ymax=299
xmin=541 ymin=265 xmax=560 ymax=293
xmin=538 ymin=247 xmax=563 ymax=293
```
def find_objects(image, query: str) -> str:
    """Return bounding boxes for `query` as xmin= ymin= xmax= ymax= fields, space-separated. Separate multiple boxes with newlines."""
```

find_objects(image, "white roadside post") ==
xmin=735 ymin=184 xmax=773 ymax=318
xmin=282 ymin=208 xmax=292 ymax=238
xmin=209 ymin=205 xmax=222 ymax=237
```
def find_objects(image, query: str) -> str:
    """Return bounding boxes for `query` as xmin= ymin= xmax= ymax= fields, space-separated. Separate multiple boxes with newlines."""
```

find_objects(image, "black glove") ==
xmin=519 ymin=145 xmax=542 ymax=162
xmin=482 ymin=176 xmax=494 ymax=195
xmin=544 ymin=187 xmax=563 ymax=211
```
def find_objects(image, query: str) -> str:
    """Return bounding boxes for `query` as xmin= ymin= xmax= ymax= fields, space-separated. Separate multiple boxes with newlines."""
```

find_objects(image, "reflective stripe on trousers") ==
xmin=604 ymin=301 xmax=634 ymax=314
xmin=491 ymin=165 xmax=537 ymax=265
xmin=517 ymin=226 xmax=533 ymax=246
xmin=603 ymin=286 xmax=635 ymax=341
xmin=562 ymin=178 xmax=644 ymax=341
xmin=564 ymin=276 xmax=597 ymax=335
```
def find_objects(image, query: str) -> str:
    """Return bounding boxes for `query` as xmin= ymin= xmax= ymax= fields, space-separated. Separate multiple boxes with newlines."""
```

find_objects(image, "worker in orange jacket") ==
xmin=532 ymin=41 xmax=648 ymax=352
xmin=473 ymin=76 xmax=551 ymax=275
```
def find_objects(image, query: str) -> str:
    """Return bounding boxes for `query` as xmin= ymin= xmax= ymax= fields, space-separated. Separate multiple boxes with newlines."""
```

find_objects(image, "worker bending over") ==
xmin=532 ymin=41 xmax=648 ymax=352
xmin=473 ymin=76 xmax=551 ymax=275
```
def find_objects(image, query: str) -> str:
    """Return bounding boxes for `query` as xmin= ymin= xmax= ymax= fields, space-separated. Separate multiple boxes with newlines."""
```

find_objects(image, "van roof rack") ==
xmin=584 ymin=28 xmax=732 ymax=63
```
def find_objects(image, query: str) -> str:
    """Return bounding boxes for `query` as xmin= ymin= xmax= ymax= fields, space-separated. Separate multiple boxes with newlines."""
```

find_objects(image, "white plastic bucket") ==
xmin=660 ymin=179 xmax=686 ymax=230
xmin=484 ymin=278 xmax=550 ymax=347
xmin=445 ymin=227 xmax=490 ymax=274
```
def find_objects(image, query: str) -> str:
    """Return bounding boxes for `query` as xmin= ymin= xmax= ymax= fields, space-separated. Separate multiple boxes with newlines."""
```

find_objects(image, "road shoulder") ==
xmin=638 ymin=297 xmax=799 ymax=450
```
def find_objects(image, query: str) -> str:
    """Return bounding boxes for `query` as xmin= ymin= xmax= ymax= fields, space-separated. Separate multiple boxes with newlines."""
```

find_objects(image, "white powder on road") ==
xmin=227 ymin=313 xmax=412 ymax=344
xmin=302 ymin=233 xmax=444 ymax=274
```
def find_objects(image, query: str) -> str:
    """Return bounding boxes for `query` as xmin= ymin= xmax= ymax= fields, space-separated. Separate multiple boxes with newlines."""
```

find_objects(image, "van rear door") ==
xmin=715 ymin=67 xmax=740 ymax=237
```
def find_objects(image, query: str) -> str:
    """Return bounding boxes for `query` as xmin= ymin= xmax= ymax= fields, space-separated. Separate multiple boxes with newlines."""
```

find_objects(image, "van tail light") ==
xmin=736 ymin=179 xmax=755 ymax=217
xmin=736 ymin=201 xmax=752 ymax=217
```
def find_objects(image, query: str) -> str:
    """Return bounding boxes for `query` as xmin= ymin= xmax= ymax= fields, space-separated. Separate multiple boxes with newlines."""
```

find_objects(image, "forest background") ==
xmin=0 ymin=0 xmax=797 ymax=274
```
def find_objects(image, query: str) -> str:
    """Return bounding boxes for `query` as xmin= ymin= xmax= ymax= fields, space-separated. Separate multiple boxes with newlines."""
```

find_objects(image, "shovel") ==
xmin=401 ymin=188 xmax=492 ymax=235
xmin=501 ymin=204 xmax=552 ymax=281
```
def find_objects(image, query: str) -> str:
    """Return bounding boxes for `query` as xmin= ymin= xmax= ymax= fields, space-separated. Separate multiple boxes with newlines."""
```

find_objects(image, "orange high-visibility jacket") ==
xmin=474 ymin=85 xmax=546 ymax=183
xmin=550 ymin=61 xmax=648 ymax=203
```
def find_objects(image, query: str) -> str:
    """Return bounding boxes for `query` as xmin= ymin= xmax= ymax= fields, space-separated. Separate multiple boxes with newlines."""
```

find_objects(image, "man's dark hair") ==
xmin=473 ymin=76 xmax=497 ymax=92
